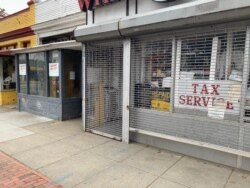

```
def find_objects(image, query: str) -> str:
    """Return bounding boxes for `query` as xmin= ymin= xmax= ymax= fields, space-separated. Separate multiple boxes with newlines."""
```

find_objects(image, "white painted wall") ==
xmin=91 ymin=0 xmax=200 ymax=25
xmin=94 ymin=0 xmax=127 ymax=24
xmin=35 ymin=0 xmax=81 ymax=24
xmin=137 ymin=0 xmax=197 ymax=14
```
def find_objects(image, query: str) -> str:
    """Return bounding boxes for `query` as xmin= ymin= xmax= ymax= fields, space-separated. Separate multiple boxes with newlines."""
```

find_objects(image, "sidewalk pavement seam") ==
xmin=70 ymin=162 xmax=118 ymax=188
xmin=223 ymin=168 xmax=234 ymax=188
xmin=69 ymin=145 xmax=150 ymax=188
xmin=1 ymin=130 xmax=84 ymax=156
xmin=35 ymin=138 xmax=113 ymax=171
xmin=145 ymin=155 xmax=187 ymax=188
xmin=87 ymin=143 xmax=147 ymax=163
xmin=54 ymin=133 xmax=113 ymax=151
xmin=0 ymin=133 xmax=60 ymax=156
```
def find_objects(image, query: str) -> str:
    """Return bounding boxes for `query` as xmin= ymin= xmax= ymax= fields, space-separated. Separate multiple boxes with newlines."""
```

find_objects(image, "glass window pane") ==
xmin=64 ymin=51 xmax=81 ymax=98
xmin=29 ymin=52 xmax=46 ymax=96
xmin=49 ymin=50 xmax=60 ymax=98
xmin=3 ymin=57 xmax=15 ymax=90
xmin=18 ymin=54 xmax=27 ymax=93
xmin=180 ymin=35 xmax=213 ymax=80
xmin=131 ymin=39 xmax=172 ymax=112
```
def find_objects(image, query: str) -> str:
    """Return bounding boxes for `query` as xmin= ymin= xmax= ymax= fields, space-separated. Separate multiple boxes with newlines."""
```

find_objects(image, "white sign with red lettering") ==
xmin=19 ymin=64 xmax=26 ymax=76
xmin=49 ymin=63 xmax=59 ymax=77
xmin=174 ymin=80 xmax=241 ymax=115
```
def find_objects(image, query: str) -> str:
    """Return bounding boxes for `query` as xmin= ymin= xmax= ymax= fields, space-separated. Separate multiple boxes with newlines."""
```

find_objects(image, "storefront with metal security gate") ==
xmin=84 ymin=40 xmax=124 ymax=140
xmin=129 ymin=24 xmax=249 ymax=149
xmin=75 ymin=0 xmax=250 ymax=171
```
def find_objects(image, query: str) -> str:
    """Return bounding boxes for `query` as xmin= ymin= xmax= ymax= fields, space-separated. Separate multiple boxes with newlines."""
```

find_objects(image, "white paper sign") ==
xmin=175 ymin=80 xmax=241 ymax=115
xmin=49 ymin=63 xmax=59 ymax=77
xmin=70 ymin=71 xmax=75 ymax=80
xmin=19 ymin=64 xmax=26 ymax=76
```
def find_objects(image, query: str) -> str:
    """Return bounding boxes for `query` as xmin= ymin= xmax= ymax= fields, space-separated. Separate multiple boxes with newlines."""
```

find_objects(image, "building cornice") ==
xmin=32 ymin=12 xmax=85 ymax=35
xmin=11 ymin=40 xmax=82 ymax=54
xmin=0 ymin=27 xmax=34 ymax=43
xmin=75 ymin=0 xmax=250 ymax=42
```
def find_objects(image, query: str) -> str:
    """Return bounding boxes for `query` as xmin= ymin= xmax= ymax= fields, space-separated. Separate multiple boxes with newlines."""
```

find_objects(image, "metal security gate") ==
xmin=130 ymin=36 xmax=174 ymax=132
xmin=85 ymin=40 xmax=123 ymax=139
xmin=130 ymin=24 xmax=250 ymax=152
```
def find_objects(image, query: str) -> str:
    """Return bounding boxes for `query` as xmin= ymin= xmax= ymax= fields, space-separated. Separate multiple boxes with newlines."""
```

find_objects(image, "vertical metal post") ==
xmin=240 ymin=27 xmax=250 ymax=123
xmin=45 ymin=51 xmax=49 ymax=97
xmin=237 ymin=26 xmax=250 ymax=168
xmin=170 ymin=37 xmax=176 ymax=113
xmin=174 ymin=40 xmax=182 ymax=110
xmin=26 ymin=54 xmax=30 ymax=95
xmin=59 ymin=50 xmax=64 ymax=101
xmin=126 ymin=0 xmax=130 ymax=16
xmin=59 ymin=50 xmax=64 ymax=120
xmin=209 ymin=37 xmax=219 ymax=81
xmin=135 ymin=0 xmax=138 ymax=14
xmin=225 ymin=32 xmax=233 ymax=80
xmin=82 ymin=44 xmax=86 ymax=131
xmin=15 ymin=55 xmax=21 ymax=111
xmin=122 ymin=38 xmax=131 ymax=143
xmin=15 ymin=55 xmax=20 ymax=93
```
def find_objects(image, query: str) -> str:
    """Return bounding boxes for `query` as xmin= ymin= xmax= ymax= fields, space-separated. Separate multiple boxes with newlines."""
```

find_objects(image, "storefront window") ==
xmin=3 ymin=57 xmax=15 ymax=90
xmin=29 ymin=52 xmax=46 ymax=96
xmin=131 ymin=39 xmax=172 ymax=112
xmin=180 ymin=36 xmax=213 ymax=80
xmin=175 ymin=30 xmax=246 ymax=120
xmin=63 ymin=50 xmax=81 ymax=98
xmin=49 ymin=51 xmax=60 ymax=98
xmin=18 ymin=54 xmax=27 ymax=93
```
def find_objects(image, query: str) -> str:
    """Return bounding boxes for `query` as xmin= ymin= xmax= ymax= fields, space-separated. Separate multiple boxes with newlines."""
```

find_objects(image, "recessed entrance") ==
xmin=85 ymin=40 xmax=123 ymax=140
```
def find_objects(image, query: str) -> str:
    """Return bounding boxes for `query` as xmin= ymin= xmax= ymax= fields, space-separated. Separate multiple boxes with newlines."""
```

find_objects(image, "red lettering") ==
xmin=179 ymin=95 xmax=186 ymax=105
xmin=102 ymin=0 xmax=110 ymax=4
xmin=192 ymin=84 xmax=199 ymax=94
xmin=194 ymin=96 xmax=201 ymax=106
xmin=95 ymin=0 xmax=109 ymax=6
xmin=202 ymin=97 xmax=210 ymax=107
xmin=201 ymin=84 xmax=209 ymax=95
xmin=95 ymin=0 xmax=101 ymax=6
xmin=78 ymin=0 xmax=94 ymax=12
xmin=226 ymin=101 xmax=234 ymax=110
xmin=211 ymin=84 xmax=220 ymax=95
xmin=79 ymin=0 xmax=116 ymax=11
xmin=186 ymin=96 xmax=193 ymax=105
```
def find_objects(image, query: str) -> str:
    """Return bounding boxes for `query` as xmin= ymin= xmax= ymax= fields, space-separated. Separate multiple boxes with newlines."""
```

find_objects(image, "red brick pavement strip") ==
xmin=0 ymin=151 xmax=61 ymax=188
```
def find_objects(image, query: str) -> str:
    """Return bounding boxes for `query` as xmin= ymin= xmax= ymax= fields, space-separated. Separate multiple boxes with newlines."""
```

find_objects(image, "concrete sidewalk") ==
xmin=0 ymin=106 xmax=250 ymax=188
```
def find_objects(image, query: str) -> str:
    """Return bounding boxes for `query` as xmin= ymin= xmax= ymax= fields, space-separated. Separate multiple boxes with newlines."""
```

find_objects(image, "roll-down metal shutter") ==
xmin=130 ymin=25 xmax=250 ymax=152
xmin=85 ymin=40 xmax=123 ymax=140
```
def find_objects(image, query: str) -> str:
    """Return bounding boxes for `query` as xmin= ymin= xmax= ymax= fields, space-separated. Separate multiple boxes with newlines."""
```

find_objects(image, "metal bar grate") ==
xmin=85 ymin=40 xmax=123 ymax=139
xmin=130 ymin=25 xmax=250 ymax=152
